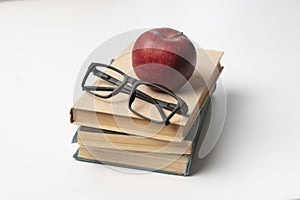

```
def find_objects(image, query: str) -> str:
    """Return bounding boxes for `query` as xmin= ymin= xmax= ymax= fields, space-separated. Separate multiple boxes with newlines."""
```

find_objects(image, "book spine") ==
xmin=184 ymin=97 xmax=211 ymax=176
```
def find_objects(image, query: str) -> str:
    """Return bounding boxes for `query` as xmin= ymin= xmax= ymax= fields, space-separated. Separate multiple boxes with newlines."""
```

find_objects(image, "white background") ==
xmin=0 ymin=0 xmax=299 ymax=199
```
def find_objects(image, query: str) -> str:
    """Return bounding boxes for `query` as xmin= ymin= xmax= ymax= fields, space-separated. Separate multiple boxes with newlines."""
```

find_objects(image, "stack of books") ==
xmin=70 ymin=47 xmax=223 ymax=176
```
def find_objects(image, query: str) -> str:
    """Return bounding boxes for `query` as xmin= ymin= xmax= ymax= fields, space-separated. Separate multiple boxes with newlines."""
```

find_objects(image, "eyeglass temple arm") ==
xmin=92 ymin=70 xmax=187 ymax=115
xmin=84 ymin=86 xmax=115 ymax=91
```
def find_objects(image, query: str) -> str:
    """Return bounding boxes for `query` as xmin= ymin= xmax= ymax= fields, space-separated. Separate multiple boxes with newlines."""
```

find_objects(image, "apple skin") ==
xmin=132 ymin=28 xmax=197 ymax=91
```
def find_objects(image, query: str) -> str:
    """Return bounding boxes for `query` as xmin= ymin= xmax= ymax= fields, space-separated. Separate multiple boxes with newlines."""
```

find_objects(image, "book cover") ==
xmin=72 ymin=97 xmax=211 ymax=176
xmin=70 ymin=47 xmax=223 ymax=142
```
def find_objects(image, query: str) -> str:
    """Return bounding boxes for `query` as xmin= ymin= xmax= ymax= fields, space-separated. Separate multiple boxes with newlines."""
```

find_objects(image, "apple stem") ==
xmin=170 ymin=32 xmax=184 ymax=39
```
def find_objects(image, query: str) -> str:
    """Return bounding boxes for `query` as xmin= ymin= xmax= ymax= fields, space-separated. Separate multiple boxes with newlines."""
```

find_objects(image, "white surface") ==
xmin=0 ymin=0 xmax=299 ymax=199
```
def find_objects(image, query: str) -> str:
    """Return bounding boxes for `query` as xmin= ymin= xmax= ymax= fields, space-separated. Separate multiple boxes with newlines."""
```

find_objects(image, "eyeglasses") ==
xmin=81 ymin=62 xmax=188 ymax=125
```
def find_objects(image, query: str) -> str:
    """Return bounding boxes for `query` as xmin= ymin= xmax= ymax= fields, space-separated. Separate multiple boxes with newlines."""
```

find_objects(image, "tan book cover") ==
xmin=70 ymin=48 xmax=223 ymax=142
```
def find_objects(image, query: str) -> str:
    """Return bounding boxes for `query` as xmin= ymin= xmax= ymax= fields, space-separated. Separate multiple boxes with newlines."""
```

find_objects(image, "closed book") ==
xmin=75 ymin=99 xmax=208 ymax=155
xmin=73 ymin=98 xmax=210 ymax=176
xmin=70 ymin=47 xmax=223 ymax=142
xmin=77 ymin=127 xmax=192 ymax=155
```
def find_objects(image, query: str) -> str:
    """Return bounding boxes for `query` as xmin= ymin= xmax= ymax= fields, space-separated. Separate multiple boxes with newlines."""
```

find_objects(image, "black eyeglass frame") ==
xmin=81 ymin=62 xmax=188 ymax=125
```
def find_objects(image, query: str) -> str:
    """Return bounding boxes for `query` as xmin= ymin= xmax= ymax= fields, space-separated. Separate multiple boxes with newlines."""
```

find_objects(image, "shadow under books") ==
xmin=189 ymin=90 xmax=241 ymax=175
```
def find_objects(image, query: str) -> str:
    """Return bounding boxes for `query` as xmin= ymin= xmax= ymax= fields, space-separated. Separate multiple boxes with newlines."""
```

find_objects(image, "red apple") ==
xmin=132 ymin=28 xmax=196 ymax=91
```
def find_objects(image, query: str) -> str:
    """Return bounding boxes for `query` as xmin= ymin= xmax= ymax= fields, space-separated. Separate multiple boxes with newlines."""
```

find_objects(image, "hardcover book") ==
xmin=72 ymin=98 xmax=211 ymax=176
xmin=70 ymin=48 xmax=223 ymax=142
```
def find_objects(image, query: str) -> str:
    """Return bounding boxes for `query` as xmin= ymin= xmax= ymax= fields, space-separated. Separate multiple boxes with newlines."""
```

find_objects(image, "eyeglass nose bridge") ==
xmin=126 ymin=76 xmax=138 ymax=85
